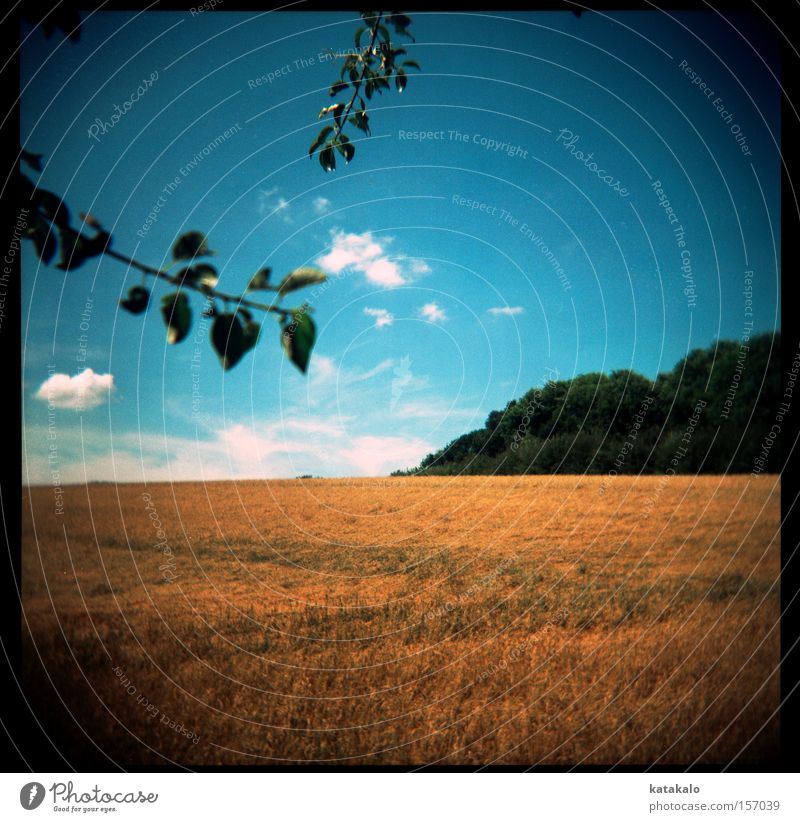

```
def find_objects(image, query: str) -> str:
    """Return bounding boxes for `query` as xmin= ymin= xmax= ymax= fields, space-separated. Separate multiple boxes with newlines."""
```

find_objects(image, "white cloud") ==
xmin=35 ymin=369 xmax=114 ymax=410
xmin=215 ymin=428 xmax=431 ymax=478
xmin=488 ymin=306 xmax=524 ymax=317
xmin=317 ymin=231 xmax=382 ymax=274
xmin=364 ymin=258 xmax=404 ymax=287
xmin=312 ymin=196 xmax=331 ymax=215
xmin=22 ymin=350 xmax=477 ymax=482
xmin=258 ymin=186 xmax=292 ymax=222
xmin=316 ymin=230 xmax=408 ymax=288
xmin=306 ymin=354 xmax=339 ymax=393
xmin=409 ymin=259 xmax=431 ymax=274
xmin=23 ymin=354 xmax=475 ymax=483
xmin=22 ymin=417 xmax=433 ymax=483
xmin=419 ymin=302 xmax=447 ymax=322
xmin=364 ymin=307 xmax=394 ymax=329
xmin=281 ymin=418 xmax=349 ymax=436
xmin=390 ymin=400 xmax=477 ymax=422
xmin=302 ymin=353 xmax=394 ymax=398
xmin=338 ymin=435 xmax=433 ymax=476
xmin=344 ymin=359 xmax=394 ymax=384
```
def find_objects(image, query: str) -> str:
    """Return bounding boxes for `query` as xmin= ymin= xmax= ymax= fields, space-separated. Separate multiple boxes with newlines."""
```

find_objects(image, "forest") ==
xmin=397 ymin=333 xmax=782 ymax=476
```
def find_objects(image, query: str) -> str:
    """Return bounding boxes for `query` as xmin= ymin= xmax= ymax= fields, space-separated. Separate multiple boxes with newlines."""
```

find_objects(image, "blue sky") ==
xmin=21 ymin=9 xmax=780 ymax=482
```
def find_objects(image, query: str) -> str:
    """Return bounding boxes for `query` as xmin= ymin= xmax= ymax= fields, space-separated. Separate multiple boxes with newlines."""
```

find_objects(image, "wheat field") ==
xmin=21 ymin=474 xmax=780 ymax=766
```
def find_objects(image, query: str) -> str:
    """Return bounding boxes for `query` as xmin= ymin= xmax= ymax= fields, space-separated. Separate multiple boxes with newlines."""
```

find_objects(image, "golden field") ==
xmin=22 ymin=474 xmax=780 ymax=766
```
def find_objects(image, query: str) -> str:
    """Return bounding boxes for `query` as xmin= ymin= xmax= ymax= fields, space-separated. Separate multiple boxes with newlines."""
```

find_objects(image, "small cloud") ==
xmin=390 ymin=400 xmax=477 ymax=423
xmin=317 ymin=230 xmax=383 ymax=274
xmin=35 ymin=368 xmax=114 ymax=410
xmin=312 ymin=196 xmax=331 ymax=215
xmin=311 ymin=353 xmax=394 ymax=386
xmin=344 ymin=358 xmax=395 ymax=384
xmin=364 ymin=307 xmax=394 ymax=329
xmin=316 ymin=230 xmax=410 ymax=288
xmin=258 ymin=186 xmax=292 ymax=222
xmin=364 ymin=258 xmax=404 ymax=287
xmin=488 ymin=306 xmax=524 ymax=316
xmin=419 ymin=302 xmax=446 ymax=323
xmin=409 ymin=259 xmax=431 ymax=274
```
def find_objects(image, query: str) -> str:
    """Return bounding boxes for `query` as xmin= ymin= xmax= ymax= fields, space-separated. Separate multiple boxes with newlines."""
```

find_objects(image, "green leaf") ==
xmin=354 ymin=26 xmax=366 ymax=47
xmin=389 ymin=13 xmax=412 ymax=31
xmin=55 ymin=227 xmax=111 ymax=271
xmin=349 ymin=111 xmax=370 ymax=135
xmin=20 ymin=149 xmax=44 ymax=172
xmin=242 ymin=320 xmax=261 ymax=352
xmin=247 ymin=267 xmax=272 ymax=290
xmin=80 ymin=212 xmax=102 ymax=230
xmin=177 ymin=263 xmax=219 ymax=290
xmin=395 ymin=68 xmax=407 ymax=93
xmin=319 ymin=146 xmax=336 ymax=172
xmin=388 ymin=13 xmax=414 ymax=40
xmin=402 ymin=60 xmax=421 ymax=70
xmin=281 ymin=309 xmax=316 ymax=374
xmin=25 ymin=214 xmax=56 ymax=264
xmin=276 ymin=266 xmax=327 ymax=296
xmin=377 ymin=24 xmax=391 ymax=43
xmin=211 ymin=312 xmax=246 ymax=370
xmin=329 ymin=80 xmax=349 ymax=96
xmin=334 ymin=137 xmax=355 ymax=164
xmin=19 ymin=173 xmax=35 ymax=201
xmin=160 ymin=291 xmax=192 ymax=344
xmin=33 ymin=187 xmax=70 ymax=228
xmin=340 ymin=55 xmax=357 ymax=80
xmin=120 ymin=286 xmax=150 ymax=315
xmin=195 ymin=266 xmax=219 ymax=290
xmin=172 ymin=231 xmax=213 ymax=261
xmin=36 ymin=8 xmax=82 ymax=41
xmin=308 ymin=126 xmax=334 ymax=157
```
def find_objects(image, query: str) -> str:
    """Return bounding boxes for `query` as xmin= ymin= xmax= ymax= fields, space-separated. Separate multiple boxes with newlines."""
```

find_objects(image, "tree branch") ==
xmin=103 ymin=245 xmax=289 ymax=317
xmin=332 ymin=11 xmax=383 ymax=143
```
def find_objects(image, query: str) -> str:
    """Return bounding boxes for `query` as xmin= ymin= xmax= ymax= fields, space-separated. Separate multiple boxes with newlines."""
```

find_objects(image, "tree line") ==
xmin=396 ymin=332 xmax=782 ymax=476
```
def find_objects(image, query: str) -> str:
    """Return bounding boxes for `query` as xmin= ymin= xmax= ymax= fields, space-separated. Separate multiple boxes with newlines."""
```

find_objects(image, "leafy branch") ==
xmin=17 ymin=11 xmax=424 ymax=377
xmin=309 ymin=11 xmax=419 ymax=171
xmin=18 ymin=152 xmax=325 ymax=373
